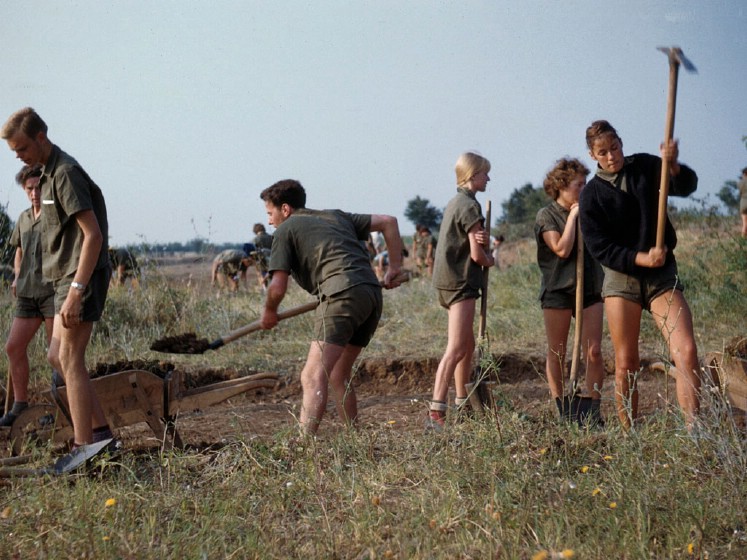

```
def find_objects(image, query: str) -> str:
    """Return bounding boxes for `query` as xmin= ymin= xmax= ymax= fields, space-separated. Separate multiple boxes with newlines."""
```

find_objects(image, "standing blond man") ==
xmin=2 ymin=107 xmax=112 ymax=448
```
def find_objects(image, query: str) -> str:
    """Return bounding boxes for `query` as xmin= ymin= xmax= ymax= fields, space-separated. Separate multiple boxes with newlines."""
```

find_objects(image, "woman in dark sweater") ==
xmin=579 ymin=120 xmax=700 ymax=430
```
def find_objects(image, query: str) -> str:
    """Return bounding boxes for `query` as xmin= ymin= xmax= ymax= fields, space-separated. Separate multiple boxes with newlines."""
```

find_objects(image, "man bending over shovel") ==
xmin=259 ymin=179 xmax=404 ymax=435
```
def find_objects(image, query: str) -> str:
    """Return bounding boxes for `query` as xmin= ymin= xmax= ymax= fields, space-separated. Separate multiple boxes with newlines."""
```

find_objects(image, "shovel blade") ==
xmin=51 ymin=438 xmax=119 ymax=475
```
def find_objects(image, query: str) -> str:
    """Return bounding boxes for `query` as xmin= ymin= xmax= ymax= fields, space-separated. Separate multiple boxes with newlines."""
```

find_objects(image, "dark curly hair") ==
xmin=543 ymin=158 xmax=590 ymax=200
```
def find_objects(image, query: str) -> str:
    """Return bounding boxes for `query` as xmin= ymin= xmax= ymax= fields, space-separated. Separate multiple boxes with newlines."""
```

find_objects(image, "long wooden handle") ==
xmin=217 ymin=301 xmax=319 ymax=347
xmin=212 ymin=273 xmax=410 ymax=349
xmin=569 ymin=218 xmax=584 ymax=389
xmin=656 ymin=60 xmax=680 ymax=250
xmin=478 ymin=201 xmax=492 ymax=340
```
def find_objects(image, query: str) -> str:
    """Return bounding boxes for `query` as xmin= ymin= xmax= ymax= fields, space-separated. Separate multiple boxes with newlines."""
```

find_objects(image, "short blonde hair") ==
xmin=2 ymin=107 xmax=47 ymax=140
xmin=543 ymin=158 xmax=590 ymax=200
xmin=455 ymin=152 xmax=491 ymax=187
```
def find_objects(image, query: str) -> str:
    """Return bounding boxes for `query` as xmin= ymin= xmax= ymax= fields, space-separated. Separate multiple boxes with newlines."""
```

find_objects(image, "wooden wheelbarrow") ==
xmin=4 ymin=369 xmax=278 ymax=456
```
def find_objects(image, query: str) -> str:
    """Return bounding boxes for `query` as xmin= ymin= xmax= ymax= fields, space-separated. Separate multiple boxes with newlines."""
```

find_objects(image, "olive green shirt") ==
xmin=432 ymin=188 xmax=484 ymax=291
xmin=268 ymin=208 xmax=378 ymax=297
xmin=534 ymin=200 xmax=603 ymax=299
xmin=10 ymin=208 xmax=54 ymax=298
xmin=253 ymin=232 xmax=273 ymax=251
xmin=39 ymin=145 xmax=109 ymax=281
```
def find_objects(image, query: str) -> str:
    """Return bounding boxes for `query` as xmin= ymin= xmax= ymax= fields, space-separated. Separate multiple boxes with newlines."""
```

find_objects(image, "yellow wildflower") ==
xmin=386 ymin=420 xmax=396 ymax=425
xmin=580 ymin=465 xmax=590 ymax=473
xmin=592 ymin=487 xmax=601 ymax=496
xmin=609 ymin=502 xmax=617 ymax=509
xmin=105 ymin=498 xmax=117 ymax=508
xmin=531 ymin=551 xmax=549 ymax=560
xmin=603 ymin=455 xmax=613 ymax=461
xmin=560 ymin=550 xmax=575 ymax=559
xmin=687 ymin=543 xmax=694 ymax=555
xmin=540 ymin=448 xmax=547 ymax=455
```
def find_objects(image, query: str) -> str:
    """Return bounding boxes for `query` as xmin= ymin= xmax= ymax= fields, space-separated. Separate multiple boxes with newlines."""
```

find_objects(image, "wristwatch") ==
xmin=70 ymin=281 xmax=86 ymax=292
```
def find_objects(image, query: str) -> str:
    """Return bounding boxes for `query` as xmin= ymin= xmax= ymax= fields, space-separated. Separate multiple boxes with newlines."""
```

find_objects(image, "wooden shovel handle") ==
xmin=569 ymin=218 xmax=584 ymax=388
xmin=478 ymin=201 xmax=492 ymax=340
xmin=219 ymin=301 xmax=318 ymax=346
xmin=215 ymin=273 xmax=410 ymax=348
xmin=656 ymin=59 xmax=680 ymax=250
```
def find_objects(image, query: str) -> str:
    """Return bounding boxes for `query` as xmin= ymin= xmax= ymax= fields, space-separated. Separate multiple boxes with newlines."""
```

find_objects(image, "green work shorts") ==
xmin=601 ymin=258 xmax=684 ymax=311
xmin=54 ymin=266 xmax=111 ymax=322
xmin=315 ymin=283 xmax=383 ymax=347
xmin=436 ymin=285 xmax=480 ymax=310
xmin=15 ymin=293 xmax=56 ymax=319
xmin=540 ymin=289 xmax=602 ymax=312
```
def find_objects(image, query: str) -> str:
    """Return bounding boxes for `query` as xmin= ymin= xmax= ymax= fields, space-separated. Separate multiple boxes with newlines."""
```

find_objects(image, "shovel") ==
xmin=0 ymin=438 xmax=117 ymax=478
xmin=465 ymin=201 xmax=496 ymax=415
xmin=151 ymin=301 xmax=319 ymax=354
xmin=151 ymin=273 xmax=410 ymax=354
xmin=559 ymin=220 xmax=593 ymax=423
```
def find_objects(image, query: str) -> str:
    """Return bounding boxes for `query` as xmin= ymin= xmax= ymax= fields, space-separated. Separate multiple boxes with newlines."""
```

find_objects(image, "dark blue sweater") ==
xmin=579 ymin=153 xmax=697 ymax=275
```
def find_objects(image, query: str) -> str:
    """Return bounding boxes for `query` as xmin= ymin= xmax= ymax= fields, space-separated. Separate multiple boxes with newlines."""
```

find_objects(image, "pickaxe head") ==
xmin=657 ymin=46 xmax=697 ymax=73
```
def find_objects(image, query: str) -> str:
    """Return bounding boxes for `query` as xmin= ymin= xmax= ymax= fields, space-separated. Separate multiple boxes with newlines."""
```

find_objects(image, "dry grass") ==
xmin=0 ymin=218 xmax=745 ymax=559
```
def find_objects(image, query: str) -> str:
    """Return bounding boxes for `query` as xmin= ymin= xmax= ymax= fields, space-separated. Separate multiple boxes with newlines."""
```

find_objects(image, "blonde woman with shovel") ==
xmin=536 ymin=158 xmax=605 ymax=426
xmin=428 ymin=152 xmax=494 ymax=429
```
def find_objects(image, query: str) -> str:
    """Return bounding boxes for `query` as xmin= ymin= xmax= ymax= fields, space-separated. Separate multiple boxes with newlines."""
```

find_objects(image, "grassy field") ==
xmin=0 ymin=216 xmax=745 ymax=559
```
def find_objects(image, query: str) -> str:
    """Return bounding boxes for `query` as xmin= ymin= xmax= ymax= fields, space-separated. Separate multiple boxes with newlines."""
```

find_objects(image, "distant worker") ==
xmin=491 ymin=235 xmax=504 ymax=269
xmin=211 ymin=248 xmax=252 ymax=292
xmin=108 ymin=247 xmax=140 ymax=288
xmin=414 ymin=225 xmax=436 ymax=277
xmin=739 ymin=166 xmax=747 ymax=238
xmin=1 ymin=164 xmax=55 ymax=426
xmin=252 ymin=223 xmax=273 ymax=289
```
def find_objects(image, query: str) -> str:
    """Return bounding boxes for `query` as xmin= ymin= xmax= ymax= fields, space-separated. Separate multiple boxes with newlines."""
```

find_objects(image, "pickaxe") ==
xmin=655 ymin=46 xmax=697 ymax=250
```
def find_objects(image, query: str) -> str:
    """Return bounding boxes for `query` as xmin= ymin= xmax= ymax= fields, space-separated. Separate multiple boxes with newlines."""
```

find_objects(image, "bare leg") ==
xmin=432 ymin=298 xmax=476 ymax=403
xmin=299 ymin=340 xmax=346 ymax=435
xmin=604 ymin=297 xmax=642 ymax=430
xmin=328 ymin=344 xmax=364 ymax=426
xmin=5 ymin=317 xmax=44 ymax=402
xmin=741 ymin=212 xmax=747 ymax=238
xmin=542 ymin=308 xmax=572 ymax=399
xmin=582 ymin=302 xmax=605 ymax=399
xmin=650 ymin=289 xmax=700 ymax=426
xmin=48 ymin=316 xmax=108 ymax=445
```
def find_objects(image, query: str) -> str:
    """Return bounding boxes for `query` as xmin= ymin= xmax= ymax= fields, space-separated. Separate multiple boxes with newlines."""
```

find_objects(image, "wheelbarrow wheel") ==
xmin=10 ymin=404 xmax=71 ymax=456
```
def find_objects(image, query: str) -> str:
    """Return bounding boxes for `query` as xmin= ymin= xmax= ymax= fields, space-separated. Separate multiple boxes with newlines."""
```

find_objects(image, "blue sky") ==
xmin=1 ymin=1 xmax=745 ymax=246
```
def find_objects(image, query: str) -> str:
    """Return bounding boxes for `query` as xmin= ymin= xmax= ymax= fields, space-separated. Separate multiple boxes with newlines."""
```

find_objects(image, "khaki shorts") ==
xmin=54 ymin=266 xmax=111 ymax=322
xmin=602 ymin=259 xmax=684 ymax=311
xmin=436 ymin=286 xmax=480 ymax=309
xmin=16 ymin=293 xmax=56 ymax=319
xmin=315 ymin=283 xmax=383 ymax=347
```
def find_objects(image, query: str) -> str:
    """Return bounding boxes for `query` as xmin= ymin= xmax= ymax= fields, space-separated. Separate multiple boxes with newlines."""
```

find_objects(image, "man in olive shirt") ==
xmin=259 ymin=179 xmax=404 ymax=435
xmin=2 ymin=107 xmax=112 ymax=448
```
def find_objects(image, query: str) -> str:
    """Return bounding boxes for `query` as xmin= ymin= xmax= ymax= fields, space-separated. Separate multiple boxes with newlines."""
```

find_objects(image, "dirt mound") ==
xmin=90 ymin=359 xmax=176 ymax=379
